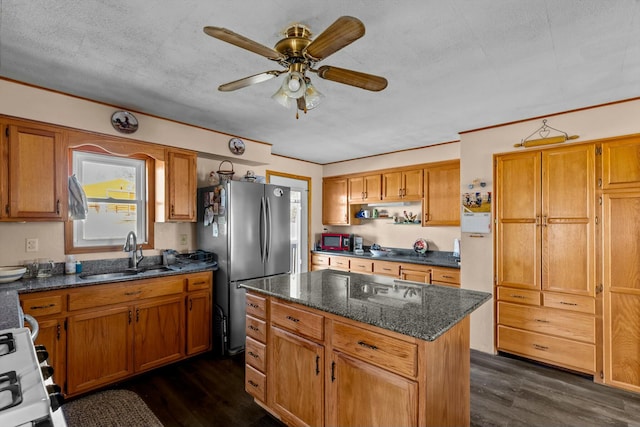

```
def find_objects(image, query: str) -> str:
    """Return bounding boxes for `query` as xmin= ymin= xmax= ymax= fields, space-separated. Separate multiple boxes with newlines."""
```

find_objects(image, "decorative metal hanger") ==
xmin=515 ymin=119 xmax=579 ymax=148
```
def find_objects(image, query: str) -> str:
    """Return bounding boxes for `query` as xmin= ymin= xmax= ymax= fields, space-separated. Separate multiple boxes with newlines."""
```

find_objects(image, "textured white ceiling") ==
xmin=1 ymin=0 xmax=639 ymax=163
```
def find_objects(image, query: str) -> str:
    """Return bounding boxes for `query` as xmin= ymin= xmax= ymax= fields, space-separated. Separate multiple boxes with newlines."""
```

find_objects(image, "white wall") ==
xmin=0 ymin=79 xmax=323 ymax=266
xmin=460 ymin=98 xmax=640 ymax=353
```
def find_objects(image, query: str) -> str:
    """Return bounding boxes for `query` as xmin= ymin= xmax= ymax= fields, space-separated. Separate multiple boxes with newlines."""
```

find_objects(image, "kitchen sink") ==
xmin=79 ymin=271 xmax=139 ymax=280
xmin=79 ymin=265 xmax=173 ymax=280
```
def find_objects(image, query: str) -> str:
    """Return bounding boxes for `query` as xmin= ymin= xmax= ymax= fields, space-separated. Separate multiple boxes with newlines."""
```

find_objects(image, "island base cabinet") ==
xmin=328 ymin=352 xmax=418 ymax=427
xmin=269 ymin=326 xmax=324 ymax=427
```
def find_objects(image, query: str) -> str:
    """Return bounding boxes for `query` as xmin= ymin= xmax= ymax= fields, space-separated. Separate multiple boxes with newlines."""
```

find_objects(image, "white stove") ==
xmin=0 ymin=327 xmax=65 ymax=427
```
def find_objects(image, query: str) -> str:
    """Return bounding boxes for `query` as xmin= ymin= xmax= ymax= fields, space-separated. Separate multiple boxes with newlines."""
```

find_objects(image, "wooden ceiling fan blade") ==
xmin=203 ymin=26 xmax=285 ymax=60
xmin=316 ymin=66 xmax=388 ymax=91
xmin=218 ymin=71 xmax=283 ymax=92
xmin=303 ymin=16 xmax=365 ymax=61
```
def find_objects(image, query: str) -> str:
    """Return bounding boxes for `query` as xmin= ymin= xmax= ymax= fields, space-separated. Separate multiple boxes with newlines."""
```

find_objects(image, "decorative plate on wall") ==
xmin=111 ymin=111 xmax=138 ymax=134
xmin=229 ymin=137 xmax=245 ymax=155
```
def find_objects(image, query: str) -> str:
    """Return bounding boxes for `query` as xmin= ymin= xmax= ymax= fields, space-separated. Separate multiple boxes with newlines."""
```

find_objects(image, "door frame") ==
xmin=266 ymin=170 xmax=312 ymax=273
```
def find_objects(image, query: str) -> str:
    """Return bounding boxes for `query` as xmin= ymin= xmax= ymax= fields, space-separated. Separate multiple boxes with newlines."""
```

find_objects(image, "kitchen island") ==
xmin=239 ymin=269 xmax=491 ymax=427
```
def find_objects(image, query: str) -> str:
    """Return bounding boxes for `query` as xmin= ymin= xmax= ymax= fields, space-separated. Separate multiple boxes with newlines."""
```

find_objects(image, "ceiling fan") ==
xmin=203 ymin=16 xmax=388 ymax=115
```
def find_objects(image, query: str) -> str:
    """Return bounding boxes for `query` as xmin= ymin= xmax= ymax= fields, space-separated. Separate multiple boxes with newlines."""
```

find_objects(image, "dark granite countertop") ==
xmin=239 ymin=270 xmax=490 ymax=342
xmin=1 ymin=257 xmax=218 ymax=295
xmin=0 ymin=290 xmax=21 ymax=329
xmin=311 ymin=248 xmax=461 ymax=269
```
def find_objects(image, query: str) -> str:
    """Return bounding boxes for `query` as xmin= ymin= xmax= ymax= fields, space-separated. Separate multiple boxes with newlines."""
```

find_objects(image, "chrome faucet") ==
xmin=123 ymin=231 xmax=144 ymax=269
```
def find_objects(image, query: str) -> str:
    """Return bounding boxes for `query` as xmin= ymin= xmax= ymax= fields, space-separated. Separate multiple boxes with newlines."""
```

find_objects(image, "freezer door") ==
xmin=228 ymin=181 xmax=266 ymax=281
xmin=265 ymin=184 xmax=291 ymax=276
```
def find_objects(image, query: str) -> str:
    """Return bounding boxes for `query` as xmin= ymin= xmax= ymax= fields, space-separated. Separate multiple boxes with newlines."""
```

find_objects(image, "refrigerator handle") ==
xmin=265 ymin=196 xmax=273 ymax=262
xmin=260 ymin=197 xmax=267 ymax=263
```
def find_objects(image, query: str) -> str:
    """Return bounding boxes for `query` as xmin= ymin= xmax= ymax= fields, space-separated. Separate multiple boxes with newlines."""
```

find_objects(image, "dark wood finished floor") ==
xmin=103 ymin=350 xmax=640 ymax=427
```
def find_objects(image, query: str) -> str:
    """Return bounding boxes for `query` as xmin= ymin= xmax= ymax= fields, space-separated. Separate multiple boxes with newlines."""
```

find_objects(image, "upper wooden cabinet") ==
xmin=382 ymin=168 xmax=423 ymax=201
xmin=495 ymin=144 xmax=596 ymax=296
xmin=423 ymin=160 xmax=460 ymax=226
xmin=323 ymin=177 xmax=350 ymax=225
xmin=1 ymin=121 xmax=64 ymax=220
xmin=348 ymin=174 xmax=381 ymax=203
xmin=165 ymin=148 xmax=197 ymax=222
xmin=601 ymin=135 xmax=640 ymax=190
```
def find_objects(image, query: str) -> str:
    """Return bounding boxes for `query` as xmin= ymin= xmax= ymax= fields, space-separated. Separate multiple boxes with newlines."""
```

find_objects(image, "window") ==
xmin=70 ymin=151 xmax=148 ymax=249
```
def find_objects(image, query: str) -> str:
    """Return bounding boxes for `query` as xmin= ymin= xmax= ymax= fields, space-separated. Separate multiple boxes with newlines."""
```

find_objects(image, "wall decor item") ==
xmin=229 ymin=137 xmax=245 ymax=155
xmin=461 ymin=191 xmax=492 ymax=233
xmin=110 ymin=111 xmax=138 ymax=134
xmin=515 ymin=119 xmax=579 ymax=148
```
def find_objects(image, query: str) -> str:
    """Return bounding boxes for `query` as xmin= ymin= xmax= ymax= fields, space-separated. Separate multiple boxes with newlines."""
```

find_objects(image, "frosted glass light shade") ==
xmin=304 ymin=81 xmax=324 ymax=110
xmin=271 ymin=86 xmax=293 ymax=108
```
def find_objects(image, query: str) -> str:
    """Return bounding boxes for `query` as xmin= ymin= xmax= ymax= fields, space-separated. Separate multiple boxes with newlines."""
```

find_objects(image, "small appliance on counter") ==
xmin=354 ymin=236 xmax=364 ymax=255
xmin=320 ymin=233 xmax=353 ymax=251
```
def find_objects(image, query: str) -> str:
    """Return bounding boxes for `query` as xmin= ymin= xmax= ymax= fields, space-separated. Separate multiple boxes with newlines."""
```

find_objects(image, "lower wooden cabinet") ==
xmin=245 ymin=292 xmax=268 ymax=404
xmin=328 ymin=351 xmax=418 ymax=427
xmin=134 ymin=295 xmax=185 ymax=372
xmin=20 ymin=270 xmax=214 ymax=397
xmin=270 ymin=326 xmax=324 ymax=427
xmin=67 ymin=305 xmax=134 ymax=394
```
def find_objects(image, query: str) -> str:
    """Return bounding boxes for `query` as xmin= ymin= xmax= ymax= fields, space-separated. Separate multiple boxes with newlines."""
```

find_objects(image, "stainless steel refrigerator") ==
xmin=197 ymin=180 xmax=290 ymax=355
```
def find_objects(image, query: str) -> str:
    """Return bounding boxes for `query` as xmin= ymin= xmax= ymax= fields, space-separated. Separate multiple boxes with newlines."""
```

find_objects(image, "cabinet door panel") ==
xmin=167 ymin=149 xmax=196 ymax=221
xmin=67 ymin=306 xmax=133 ymax=394
xmin=270 ymin=326 xmax=323 ymax=427
xmin=330 ymin=351 xmax=418 ymax=427
xmin=602 ymin=136 xmax=640 ymax=189
xmin=423 ymin=161 xmax=460 ymax=225
xmin=7 ymin=124 xmax=62 ymax=218
xmin=323 ymin=178 xmax=349 ymax=225
xmin=33 ymin=318 xmax=66 ymax=387
xmin=187 ymin=290 xmax=211 ymax=355
xmin=497 ymin=222 xmax=540 ymax=289
xmin=135 ymin=295 xmax=185 ymax=372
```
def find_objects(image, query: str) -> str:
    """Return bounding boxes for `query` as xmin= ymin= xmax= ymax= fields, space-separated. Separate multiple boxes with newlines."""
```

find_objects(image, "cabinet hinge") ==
xmin=599 ymin=196 xmax=603 ymax=205
xmin=595 ymin=216 xmax=599 ymax=225
xmin=598 ymin=178 xmax=602 ymax=188
xmin=4 ymin=127 xmax=8 ymax=138
xmin=595 ymin=146 xmax=602 ymax=155
xmin=599 ymin=370 xmax=604 ymax=380
xmin=596 ymin=284 xmax=603 ymax=294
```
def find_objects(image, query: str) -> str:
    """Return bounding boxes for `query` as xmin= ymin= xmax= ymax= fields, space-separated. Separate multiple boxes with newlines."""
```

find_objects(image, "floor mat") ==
xmin=62 ymin=389 xmax=163 ymax=427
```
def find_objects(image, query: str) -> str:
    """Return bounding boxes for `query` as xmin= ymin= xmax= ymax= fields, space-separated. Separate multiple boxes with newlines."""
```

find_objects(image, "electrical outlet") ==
xmin=26 ymin=238 xmax=39 ymax=252
xmin=180 ymin=234 xmax=188 ymax=246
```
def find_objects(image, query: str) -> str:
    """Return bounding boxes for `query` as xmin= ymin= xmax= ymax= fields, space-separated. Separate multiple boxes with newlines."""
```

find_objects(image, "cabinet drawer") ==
xmin=373 ymin=260 xmax=400 ymax=277
xmin=431 ymin=267 xmax=460 ymax=285
xmin=68 ymin=277 xmax=185 ymax=311
xmin=246 ymin=293 xmax=267 ymax=319
xmin=246 ymin=337 xmax=266 ymax=372
xmin=311 ymin=254 xmax=330 ymax=266
xmin=271 ymin=300 xmax=324 ymax=341
xmin=497 ymin=302 xmax=594 ymax=343
xmin=187 ymin=272 xmax=212 ymax=291
xmin=20 ymin=293 xmax=64 ymax=316
xmin=497 ymin=287 xmax=541 ymax=306
xmin=330 ymin=256 xmax=350 ymax=270
xmin=497 ymin=325 xmax=595 ymax=374
xmin=543 ymin=292 xmax=595 ymax=314
xmin=350 ymin=259 xmax=373 ymax=274
xmin=246 ymin=315 xmax=267 ymax=343
xmin=332 ymin=320 xmax=417 ymax=378
xmin=245 ymin=364 xmax=266 ymax=402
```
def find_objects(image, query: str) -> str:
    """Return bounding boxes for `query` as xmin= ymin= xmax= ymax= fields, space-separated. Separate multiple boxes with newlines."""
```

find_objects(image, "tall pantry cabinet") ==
xmin=601 ymin=135 xmax=640 ymax=393
xmin=495 ymin=143 xmax=597 ymax=374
